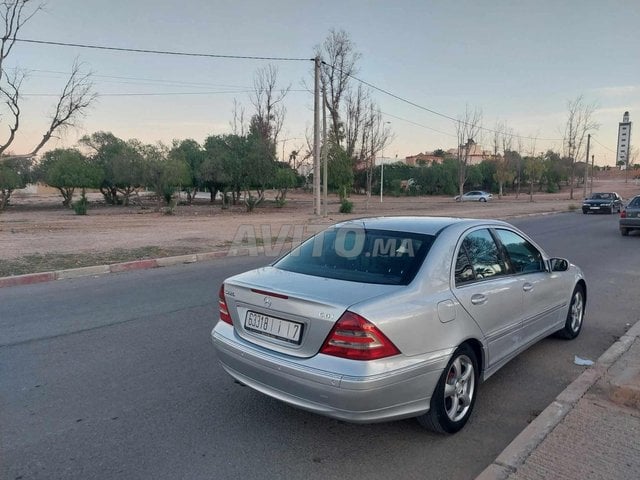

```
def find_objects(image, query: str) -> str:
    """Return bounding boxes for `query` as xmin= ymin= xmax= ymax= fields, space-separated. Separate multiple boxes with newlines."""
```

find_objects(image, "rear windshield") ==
xmin=274 ymin=227 xmax=434 ymax=285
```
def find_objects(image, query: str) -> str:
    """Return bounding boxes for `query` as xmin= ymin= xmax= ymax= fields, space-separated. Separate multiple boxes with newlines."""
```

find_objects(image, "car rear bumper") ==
xmin=620 ymin=219 xmax=640 ymax=228
xmin=211 ymin=322 xmax=448 ymax=423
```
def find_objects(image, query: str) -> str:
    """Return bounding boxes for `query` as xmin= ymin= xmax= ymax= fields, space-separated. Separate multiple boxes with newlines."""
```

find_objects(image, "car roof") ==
xmin=331 ymin=216 xmax=509 ymax=236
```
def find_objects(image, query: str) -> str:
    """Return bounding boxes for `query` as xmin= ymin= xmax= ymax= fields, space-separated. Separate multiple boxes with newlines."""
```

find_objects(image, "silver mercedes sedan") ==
xmin=212 ymin=217 xmax=586 ymax=433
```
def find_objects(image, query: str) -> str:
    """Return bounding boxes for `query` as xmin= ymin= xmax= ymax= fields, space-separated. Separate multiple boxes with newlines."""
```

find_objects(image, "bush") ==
xmin=164 ymin=198 xmax=177 ymax=215
xmin=245 ymin=194 xmax=261 ymax=212
xmin=73 ymin=193 xmax=89 ymax=215
xmin=221 ymin=192 xmax=230 ymax=209
xmin=275 ymin=197 xmax=287 ymax=208
xmin=339 ymin=198 xmax=353 ymax=214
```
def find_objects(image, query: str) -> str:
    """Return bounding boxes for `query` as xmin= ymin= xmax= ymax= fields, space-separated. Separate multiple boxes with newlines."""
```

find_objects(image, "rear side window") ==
xmin=494 ymin=229 xmax=544 ymax=274
xmin=630 ymin=197 xmax=640 ymax=208
xmin=455 ymin=229 xmax=506 ymax=285
xmin=274 ymin=228 xmax=434 ymax=285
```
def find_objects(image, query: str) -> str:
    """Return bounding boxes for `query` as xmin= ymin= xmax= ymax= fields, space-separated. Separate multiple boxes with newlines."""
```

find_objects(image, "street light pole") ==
xmin=380 ymin=121 xmax=391 ymax=203
xmin=380 ymin=155 xmax=384 ymax=203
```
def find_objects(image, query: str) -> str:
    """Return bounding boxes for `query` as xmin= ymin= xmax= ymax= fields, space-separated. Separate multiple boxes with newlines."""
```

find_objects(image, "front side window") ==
xmin=495 ymin=229 xmax=544 ymax=274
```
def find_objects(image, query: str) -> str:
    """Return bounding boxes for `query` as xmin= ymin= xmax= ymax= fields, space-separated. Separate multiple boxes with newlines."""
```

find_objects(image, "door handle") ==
xmin=523 ymin=282 xmax=534 ymax=292
xmin=471 ymin=294 xmax=487 ymax=305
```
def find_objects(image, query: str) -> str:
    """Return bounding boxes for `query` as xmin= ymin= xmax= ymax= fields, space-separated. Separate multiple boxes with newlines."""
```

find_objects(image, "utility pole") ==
xmin=313 ymin=56 xmax=321 ymax=216
xmin=583 ymin=133 xmax=590 ymax=199
xmin=590 ymin=154 xmax=594 ymax=195
xmin=322 ymin=84 xmax=328 ymax=216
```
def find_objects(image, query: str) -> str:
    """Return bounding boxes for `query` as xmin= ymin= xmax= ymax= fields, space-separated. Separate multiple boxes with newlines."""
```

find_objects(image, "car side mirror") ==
xmin=550 ymin=258 xmax=569 ymax=272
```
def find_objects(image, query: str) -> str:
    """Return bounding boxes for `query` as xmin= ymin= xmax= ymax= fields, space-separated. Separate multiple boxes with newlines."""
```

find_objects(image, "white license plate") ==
xmin=590 ymin=206 xmax=600 ymax=209
xmin=244 ymin=311 xmax=303 ymax=344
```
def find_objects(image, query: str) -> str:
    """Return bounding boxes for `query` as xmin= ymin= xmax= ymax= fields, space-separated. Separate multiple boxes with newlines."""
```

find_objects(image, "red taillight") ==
xmin=620 ymin=210 xmax=627 ymax=218
xmin=218 ymin=285 xmax=233 ymax=325
xmin=320 ymin=311 xmax=400 ymax=360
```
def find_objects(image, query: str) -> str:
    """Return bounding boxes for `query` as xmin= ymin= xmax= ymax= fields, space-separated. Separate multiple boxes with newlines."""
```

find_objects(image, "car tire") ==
xmin=582 ymin=210 xmax=588 ymax=214
xmin=555 ymin=285 xmax=585 ymax=340
xmin=621 ymin=227 xmax=629 ymax=236
xmin=480 ymin=198 xmax=487 ymax=202
xmin=417 ymin=344 xmax=478 ymax=434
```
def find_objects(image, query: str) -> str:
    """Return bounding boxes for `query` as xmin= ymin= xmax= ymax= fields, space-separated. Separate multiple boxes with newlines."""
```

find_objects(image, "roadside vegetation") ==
xmin=0 ymin=246 xmax=211 ymax=278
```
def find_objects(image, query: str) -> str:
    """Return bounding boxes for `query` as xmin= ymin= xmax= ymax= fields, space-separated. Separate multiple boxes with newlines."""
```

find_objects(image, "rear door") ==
xmin=452 ymin=228 xmax=524 ymax=368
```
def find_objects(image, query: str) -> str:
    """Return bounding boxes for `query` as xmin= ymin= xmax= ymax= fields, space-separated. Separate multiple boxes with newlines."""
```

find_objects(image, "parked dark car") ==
xmin=582 ymin=192 xmax=623 ymax=214
xmin=620 ymin=195 xmax=640 ymax=236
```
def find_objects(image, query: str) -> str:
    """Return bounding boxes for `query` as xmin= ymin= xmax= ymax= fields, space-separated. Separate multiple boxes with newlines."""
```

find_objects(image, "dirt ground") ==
xmin=1 ymin=175 xmax=638 ymax=276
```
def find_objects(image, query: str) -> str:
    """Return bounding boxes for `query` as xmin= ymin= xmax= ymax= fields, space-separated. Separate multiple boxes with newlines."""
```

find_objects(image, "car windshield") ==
xmin=590 ymin=193 xmax=611 ymax=200
xmin=274 ymin=227 xmax=434 ymax=285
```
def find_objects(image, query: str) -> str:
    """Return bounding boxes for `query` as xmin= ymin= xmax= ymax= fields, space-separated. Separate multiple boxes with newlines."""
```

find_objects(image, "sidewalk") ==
xmin=477 ymin=320 xmax=640 ymax=480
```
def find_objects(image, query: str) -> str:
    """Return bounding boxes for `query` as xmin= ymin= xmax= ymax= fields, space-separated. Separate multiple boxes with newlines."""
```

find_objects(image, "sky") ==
xmin=6 ymin=0 xmax=640 ymax=166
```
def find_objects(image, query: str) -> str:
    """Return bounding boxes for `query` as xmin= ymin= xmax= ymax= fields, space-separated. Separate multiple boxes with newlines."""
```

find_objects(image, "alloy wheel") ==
xmin=443 ymin=355 xmax=475 ymax=422
xmin=570 ymin=290 xmax=584 ymax=332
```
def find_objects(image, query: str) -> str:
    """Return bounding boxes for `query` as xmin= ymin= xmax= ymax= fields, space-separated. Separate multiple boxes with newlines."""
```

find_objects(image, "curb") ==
xmin=0 ymin=249 xmax=233 ymax=289
xmin=475 ymin=320 xmax=640 ymax=480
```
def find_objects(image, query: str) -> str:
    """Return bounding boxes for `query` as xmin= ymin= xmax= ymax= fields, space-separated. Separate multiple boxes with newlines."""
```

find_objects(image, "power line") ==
xmin=380 ymin=111 xmax=457 ymax=138
xmin=591 ymin=136 xmax=617 ymax=154
xmin=27 ymin=69 xmax=253 ymax=90
xmin=17 ymin=37 xmax=568 ymax=145
xmin=16 ymin=37 xmax=314 ymax=62
xmin=320 ymin=60 xmax=564 ymax=142
xmin=23 ymin=90 xmax=254 ymax=97
xmin=22 ymin=89 xmax=309 ymax=97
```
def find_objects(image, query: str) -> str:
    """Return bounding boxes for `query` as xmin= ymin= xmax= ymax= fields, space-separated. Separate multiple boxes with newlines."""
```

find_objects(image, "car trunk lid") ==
xmin=222 ymin=266 xmax=400 ymax=358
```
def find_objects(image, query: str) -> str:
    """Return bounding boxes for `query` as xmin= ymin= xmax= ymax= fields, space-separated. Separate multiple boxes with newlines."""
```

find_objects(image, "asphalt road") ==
xmin=2 ymin=212 xmax=639 ymax=480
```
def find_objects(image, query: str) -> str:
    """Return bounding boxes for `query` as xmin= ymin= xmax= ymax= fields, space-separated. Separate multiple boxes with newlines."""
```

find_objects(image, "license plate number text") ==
xmin=245 ymin=312 xmax=302 ymax=344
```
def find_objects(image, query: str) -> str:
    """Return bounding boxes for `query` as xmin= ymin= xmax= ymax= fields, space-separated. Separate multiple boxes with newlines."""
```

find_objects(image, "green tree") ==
xmin=505 ymin=150 xmax=523 ymax=194
xmin=273 ymin=167 xmax=297 ymax=205
xmin=80 ymin=132 xmax=146 ymax=205
xmin=523 ymin=156 xmax=545 ymax=201
xmin=327 ymin=143 xmax=353 ymax=200
xmin=37 ymin=148 xmax=103 ymax=207
xmin=0 ymin=156 xmax=32 ymax=210
xmin=541 ymin=150 xmax=565 ymax=193
xmin=170 ymin=139 xmax=205 ymax=204
xmin=493 ymin=154 xmax=515 ymax=197
xmin=141 ymin=144 xmax=190 ymax=207
xmin=203 ymin=134 xmax=248 ymax=205
xmin=466 ymin=164 xmax=484 ymax=188
xmin=245 ymin=116 xmax=277 ymax=205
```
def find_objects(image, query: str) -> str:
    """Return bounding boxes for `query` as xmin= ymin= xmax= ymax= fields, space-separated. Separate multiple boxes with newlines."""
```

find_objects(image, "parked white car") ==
xmin=455 ymin=191 xmax=493 ymax=202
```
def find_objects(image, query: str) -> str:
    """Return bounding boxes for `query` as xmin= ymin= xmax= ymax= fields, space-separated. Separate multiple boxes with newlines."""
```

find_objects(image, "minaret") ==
xmin=616 ymin=111 xmax=631 ymax=168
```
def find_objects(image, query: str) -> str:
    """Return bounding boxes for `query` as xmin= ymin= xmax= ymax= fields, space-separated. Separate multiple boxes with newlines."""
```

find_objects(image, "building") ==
xmin=404 ymin=152 xmax=443 ymax=166
xmin=616 ymin=111 xmax=632 ymax=168
xmin=404 ymin=141 xmax=492 ymax=167
xmin=446 ymin=139 xmax=492 ymax=165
